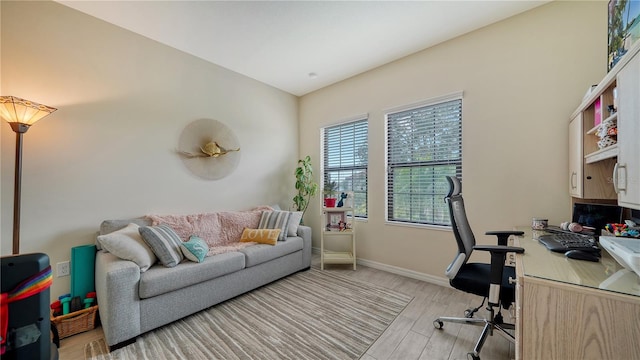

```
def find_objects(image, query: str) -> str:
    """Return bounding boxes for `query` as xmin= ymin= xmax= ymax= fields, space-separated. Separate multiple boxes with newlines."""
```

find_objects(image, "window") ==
xmin=322 ymin=118 xmax=368 ymax=218
xmin=386 ymin=93 xmax=462 ymax=226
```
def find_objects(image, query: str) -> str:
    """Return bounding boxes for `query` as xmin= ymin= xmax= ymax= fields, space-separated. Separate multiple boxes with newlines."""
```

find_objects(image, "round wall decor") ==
xmin=176 ymin=118 xmax=241 ymax=180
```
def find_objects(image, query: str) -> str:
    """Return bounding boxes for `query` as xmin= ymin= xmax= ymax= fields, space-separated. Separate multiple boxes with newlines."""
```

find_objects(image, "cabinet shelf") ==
xmin=587 ymin=112 xmax=617 ymax=135
xmin=322 ymin=230 xmax=353 ymax=235
xmin=322 ymin=251 xmax=355 ymax=264
xmin=322 ymin=207 xmax=354 ymax=211
xmin=585 ymin=144 xmax=618 ymax=164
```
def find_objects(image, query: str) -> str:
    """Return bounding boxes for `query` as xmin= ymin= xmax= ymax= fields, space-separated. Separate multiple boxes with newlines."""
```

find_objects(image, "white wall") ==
xmin=1 ymin=1 xmax=299 ymax=297
xmin=299 ymin=1 xmax=607 ymax=279
xmin=1 ymin=0 xmax=608 ymax=297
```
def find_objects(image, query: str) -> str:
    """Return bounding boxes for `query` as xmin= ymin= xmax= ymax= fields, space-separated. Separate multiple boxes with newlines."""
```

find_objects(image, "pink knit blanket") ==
xmin=146 ymin=206 xmax=272 ymax=256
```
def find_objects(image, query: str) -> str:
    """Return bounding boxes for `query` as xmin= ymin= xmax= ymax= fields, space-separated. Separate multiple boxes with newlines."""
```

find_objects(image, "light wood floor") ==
xmin=59 ymin=255 xmax=514 ymax=360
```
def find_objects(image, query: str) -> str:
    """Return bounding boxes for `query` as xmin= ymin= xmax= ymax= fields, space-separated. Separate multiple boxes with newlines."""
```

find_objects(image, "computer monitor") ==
xmin=630 ymin=209 xmax=640 ymax=224
xmin=572 ymin=202 xmax=623 ymax=234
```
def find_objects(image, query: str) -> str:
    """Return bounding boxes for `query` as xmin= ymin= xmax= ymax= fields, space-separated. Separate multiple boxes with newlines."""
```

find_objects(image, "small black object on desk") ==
xmin=565 ymin=249 xmax=600 ymax=262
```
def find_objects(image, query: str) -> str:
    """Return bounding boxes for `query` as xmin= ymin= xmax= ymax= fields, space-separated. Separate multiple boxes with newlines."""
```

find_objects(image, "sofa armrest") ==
xmin=95 ymin=251 xmax=142 ymax=347
xmin=297 ymin=225 xmax=312 ymax=268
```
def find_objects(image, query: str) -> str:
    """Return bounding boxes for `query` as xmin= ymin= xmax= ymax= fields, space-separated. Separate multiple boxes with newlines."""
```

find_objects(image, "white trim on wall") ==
xmin=383 ymin=91 xmax=463 ymax=115
xmin=312 ymin=247 xmax=450 ymax=288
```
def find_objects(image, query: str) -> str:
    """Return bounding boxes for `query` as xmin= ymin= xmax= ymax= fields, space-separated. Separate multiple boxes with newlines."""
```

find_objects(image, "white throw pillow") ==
xmin=97 ymin=222 xmax=157 ymax=272
xmin=287 ymin=211 xmax=303 ymax=237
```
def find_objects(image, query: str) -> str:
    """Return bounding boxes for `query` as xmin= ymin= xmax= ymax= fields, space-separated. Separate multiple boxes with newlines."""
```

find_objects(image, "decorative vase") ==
xmin=324 ymin=198 xmax=337 ymax=207
xmin=345 ymin=195 xmax=353 ymax=208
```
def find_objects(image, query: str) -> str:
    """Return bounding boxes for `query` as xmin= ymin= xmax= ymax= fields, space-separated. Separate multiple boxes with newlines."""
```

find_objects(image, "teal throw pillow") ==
xmin=180 ymin=235 xmax=209 ymax=263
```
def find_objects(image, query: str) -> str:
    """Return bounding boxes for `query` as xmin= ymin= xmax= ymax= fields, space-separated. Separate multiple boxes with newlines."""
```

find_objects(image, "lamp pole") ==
xmin=1 ymin=96 xmax=57 ymax=255
xmin=10 ymin=123 xmax=29 ymax=254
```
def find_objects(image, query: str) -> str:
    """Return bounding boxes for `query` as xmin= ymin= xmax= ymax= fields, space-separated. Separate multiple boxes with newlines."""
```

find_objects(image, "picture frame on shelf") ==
xmin=326 ymin=211 xmax=349 ymax=231
xmin=608 ymin=0 xmax=640 ymax=71
xmin=326 ymin=212 xmax=345 ymax=231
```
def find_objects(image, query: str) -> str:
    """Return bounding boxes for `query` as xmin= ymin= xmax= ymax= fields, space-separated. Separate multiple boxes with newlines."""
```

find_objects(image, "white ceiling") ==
xmin=57 ymin=1 xmax=549 ymax=96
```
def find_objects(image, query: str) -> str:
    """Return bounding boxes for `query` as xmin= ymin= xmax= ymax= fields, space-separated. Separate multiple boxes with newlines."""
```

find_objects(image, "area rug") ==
xmin=85 ymin=268 xmax=412 ymax=360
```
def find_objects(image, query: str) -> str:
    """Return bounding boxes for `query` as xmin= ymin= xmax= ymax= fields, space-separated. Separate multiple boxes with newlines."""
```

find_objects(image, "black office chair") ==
xmin=433 ymin=176 xmax=524 ymax=360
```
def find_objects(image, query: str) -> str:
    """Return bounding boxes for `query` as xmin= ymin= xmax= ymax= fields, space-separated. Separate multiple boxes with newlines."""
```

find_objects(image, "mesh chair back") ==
xmin=446 ymin=176 xmax=476 ymax=262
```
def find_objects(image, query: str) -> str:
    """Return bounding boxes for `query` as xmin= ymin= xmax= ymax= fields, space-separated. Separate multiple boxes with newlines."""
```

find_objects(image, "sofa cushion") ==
xmin=139 ymin=251 xmax=245 ymax=299
xmin=97 ymin=218 xmax=152 ymax=250
xmin=258 ymin=211 xmax=290 ymax=241
xmin=100 ymin=218 xmax=153 ymax=235
xmin=239 ymin=237 xmax=303 ymax=267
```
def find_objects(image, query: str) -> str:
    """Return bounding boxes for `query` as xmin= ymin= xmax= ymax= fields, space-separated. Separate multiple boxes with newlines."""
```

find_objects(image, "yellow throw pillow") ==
xmin=240 ymin=228 xmax=281 ymax=245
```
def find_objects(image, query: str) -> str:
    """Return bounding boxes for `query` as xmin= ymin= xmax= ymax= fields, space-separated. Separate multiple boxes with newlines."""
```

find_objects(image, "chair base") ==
xmin=433 ymin=313 xmax=515 ymax=360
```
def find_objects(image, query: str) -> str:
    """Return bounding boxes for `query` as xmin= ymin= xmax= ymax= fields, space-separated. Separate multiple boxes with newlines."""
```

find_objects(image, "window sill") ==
xmin=384 ymin=221 xmax=451 ymax=232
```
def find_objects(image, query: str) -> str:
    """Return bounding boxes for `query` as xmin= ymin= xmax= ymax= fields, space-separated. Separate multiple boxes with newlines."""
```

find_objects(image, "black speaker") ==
xmin=1 ymin=253 xmax=56 ymax=360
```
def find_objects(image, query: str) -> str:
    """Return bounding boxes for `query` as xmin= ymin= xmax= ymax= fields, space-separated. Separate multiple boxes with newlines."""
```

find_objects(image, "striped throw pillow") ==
xmin=139 ymin=224 xmax=184 ymax=267
xmin=258 ymin=211 xmax=291 ymax=241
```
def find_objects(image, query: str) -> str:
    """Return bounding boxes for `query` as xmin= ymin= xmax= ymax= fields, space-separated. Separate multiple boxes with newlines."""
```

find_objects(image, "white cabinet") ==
xmin=569 ymin=114 xmax=583 ymax=197
xmin=320 ymin=206 xmax=356 ymax=270
xmin=569 ymin=41 xmax=640 ymax=201
xmin=615 ymin=49 xmax=640 ymax=210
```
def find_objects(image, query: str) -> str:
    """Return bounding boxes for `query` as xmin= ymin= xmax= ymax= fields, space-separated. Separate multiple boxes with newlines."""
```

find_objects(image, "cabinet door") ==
xmin=569 ymin=114 xmax=583 ymax=197
xmin=616 ymin=51 xmax=640 ymax=209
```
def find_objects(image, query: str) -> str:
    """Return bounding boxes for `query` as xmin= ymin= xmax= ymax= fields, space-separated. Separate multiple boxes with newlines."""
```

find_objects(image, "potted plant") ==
xmin=293 ymin=156 xmax=319 ymax=220
xmin=323 ymin=181 xmax=338 ymax=207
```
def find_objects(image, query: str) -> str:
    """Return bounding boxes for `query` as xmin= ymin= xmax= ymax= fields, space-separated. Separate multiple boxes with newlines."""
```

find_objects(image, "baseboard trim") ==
xmin=312 ymin=247 xmax=450 ymax=288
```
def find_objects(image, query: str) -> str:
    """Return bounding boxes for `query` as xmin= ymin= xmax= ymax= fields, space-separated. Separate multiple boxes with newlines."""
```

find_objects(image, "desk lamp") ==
xmin=1 ymin=96 xmax=57 ymax=254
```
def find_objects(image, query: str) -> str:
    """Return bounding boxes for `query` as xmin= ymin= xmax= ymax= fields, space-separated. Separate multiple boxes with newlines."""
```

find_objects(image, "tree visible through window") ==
xmin=323 ymin=118 xmax=368 ymax=218
xmin=386 ymin=94 xmax=462 ymax=226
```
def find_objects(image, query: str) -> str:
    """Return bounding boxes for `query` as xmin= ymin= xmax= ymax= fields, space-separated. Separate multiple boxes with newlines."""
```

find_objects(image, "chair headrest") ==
xmin=446 ymin=176 xmax=462 ymax=197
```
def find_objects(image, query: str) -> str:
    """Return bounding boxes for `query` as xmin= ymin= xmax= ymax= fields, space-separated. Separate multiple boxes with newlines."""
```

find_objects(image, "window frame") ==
xmin=384 ymin=92 xmax=463 ymax=228
xmin=321 ymin=115 xmax=369 ymax=219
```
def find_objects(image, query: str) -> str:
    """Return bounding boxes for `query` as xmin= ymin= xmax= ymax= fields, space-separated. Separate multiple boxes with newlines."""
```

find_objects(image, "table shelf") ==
xmin=320 ymin=198 xmax=356 ymax=270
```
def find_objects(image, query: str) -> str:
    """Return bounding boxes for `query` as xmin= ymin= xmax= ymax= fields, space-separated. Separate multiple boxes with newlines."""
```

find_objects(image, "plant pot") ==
xmin=324 ymin=198 xmax=337 ymax=207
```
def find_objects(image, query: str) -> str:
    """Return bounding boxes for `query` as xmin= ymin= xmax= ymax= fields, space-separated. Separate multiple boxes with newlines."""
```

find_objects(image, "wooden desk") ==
xmin=513 ymin=228 xmax=640 ymax=360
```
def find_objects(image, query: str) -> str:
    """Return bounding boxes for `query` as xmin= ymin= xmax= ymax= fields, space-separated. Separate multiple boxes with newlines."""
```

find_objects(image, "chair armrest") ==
xmin=473 ymin=244 xmax=524 ymax=305
xmin=485 ymin=230 xmax=525 ymax=246
xmin=445 ymin=252 xmax=467 ymax=280
xmin=474 ymin=245 xmax=525 ymax=254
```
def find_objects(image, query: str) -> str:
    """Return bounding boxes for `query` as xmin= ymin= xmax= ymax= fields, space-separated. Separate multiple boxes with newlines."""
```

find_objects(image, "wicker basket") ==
xmin=51 ymin=305 xmax=98 ymax=339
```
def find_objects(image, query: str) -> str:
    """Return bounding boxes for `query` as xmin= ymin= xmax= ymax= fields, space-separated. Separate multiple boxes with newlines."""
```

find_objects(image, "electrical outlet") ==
xmin=57 ymin=261 xmax=70 ymax=277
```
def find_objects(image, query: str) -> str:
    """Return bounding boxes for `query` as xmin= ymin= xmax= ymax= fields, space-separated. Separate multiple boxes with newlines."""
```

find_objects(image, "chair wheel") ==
xmin=467 ymin=352 xmax=480 ymax=360
xmin=433 ymin=320 xmax=443 ymax=329
xmin=495 ymin=312 xmax=504 ymax=324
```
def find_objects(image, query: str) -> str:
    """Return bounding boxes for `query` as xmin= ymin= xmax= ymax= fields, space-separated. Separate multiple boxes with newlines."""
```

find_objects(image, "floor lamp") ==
xmin=1 ymin=96 xmax=57 ymax=254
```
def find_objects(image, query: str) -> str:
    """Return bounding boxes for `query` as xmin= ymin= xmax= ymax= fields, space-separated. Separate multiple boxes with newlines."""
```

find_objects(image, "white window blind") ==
xmin=386 ymin=96 xmax=462 ymax=226
xmin=323 ymin=118 xmax=368 ymax=217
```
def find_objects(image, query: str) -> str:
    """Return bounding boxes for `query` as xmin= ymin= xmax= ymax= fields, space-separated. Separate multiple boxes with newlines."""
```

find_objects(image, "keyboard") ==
xmin=537 ymin=232 xmax=600 ymax=253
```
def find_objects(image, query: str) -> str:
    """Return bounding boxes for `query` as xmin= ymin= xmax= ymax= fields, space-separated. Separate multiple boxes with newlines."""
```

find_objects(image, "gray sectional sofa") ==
xmin=94 ymin=217 xmax=311 ymax=350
